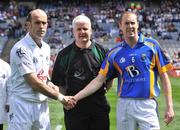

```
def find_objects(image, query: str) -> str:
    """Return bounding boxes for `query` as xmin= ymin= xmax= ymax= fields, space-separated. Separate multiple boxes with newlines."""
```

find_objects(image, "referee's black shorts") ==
xmin=64 ymin=113 xmax=109 ymax=130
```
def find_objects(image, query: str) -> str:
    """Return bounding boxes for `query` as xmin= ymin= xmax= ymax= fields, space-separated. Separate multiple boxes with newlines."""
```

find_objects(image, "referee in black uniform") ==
xmin=51 ymin=15 xmax=113 ymax=130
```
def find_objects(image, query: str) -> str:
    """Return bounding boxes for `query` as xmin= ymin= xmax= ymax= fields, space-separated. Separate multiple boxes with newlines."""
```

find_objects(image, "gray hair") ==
xmin=72 ymin=14 xmax=91 ymax=28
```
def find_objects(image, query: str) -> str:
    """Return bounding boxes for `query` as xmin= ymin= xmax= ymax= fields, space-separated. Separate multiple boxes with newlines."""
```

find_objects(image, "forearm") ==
xmin=24 ymin=73 xmax=60 ymax=100
xmin=160 ymin=72 xmax=173 ymax=108
xmin=33 ymin=81 xmax=60 ymax=99
xmin=74 ymin=74 xmax=106 ymax=101
xmin=160 ymin=72 xmax=174 ymax=125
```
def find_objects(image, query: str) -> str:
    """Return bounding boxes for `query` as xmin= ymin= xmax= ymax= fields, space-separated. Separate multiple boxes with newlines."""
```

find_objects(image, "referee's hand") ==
xmin=63 ymin=96 xmax=77 ymax=110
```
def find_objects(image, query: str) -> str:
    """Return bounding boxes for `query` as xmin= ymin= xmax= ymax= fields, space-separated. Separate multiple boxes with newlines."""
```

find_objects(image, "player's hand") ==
xmin=58 ymin=94 xmax=76 ymax=110
xmin=164 ymin=106 xmax=174 ymax=125
xmin=63 ymin=96 xmax=77 ymax=110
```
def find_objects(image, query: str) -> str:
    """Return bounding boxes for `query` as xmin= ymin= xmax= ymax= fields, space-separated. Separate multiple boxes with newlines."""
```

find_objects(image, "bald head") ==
xmin=27 ymin=9 xmax=47 ymax=22
xmin=27 ymin=9 xmax=48 ymax=45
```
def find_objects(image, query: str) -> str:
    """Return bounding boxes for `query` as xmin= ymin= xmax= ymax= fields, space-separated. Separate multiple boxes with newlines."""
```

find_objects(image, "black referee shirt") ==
xmin=51 ymin=41 xmax=110 ymax=116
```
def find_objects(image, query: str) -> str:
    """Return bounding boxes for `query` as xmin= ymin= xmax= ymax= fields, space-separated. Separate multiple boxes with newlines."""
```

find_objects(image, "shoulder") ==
xmin=11 ymin=37 xmax=28 ymax=51
xmin=58 ymin=43 xmax=73 ymax=56
xmin=143 ymin=37 xmax=160 ymax=47
xmin=0 ymin=59 xmax=9 ymax=66
xmin=0 ymin=59 xmax=11 ymax=72
xmin=42 ymin=41 xmax=50 ymax=49
xmin=11 ymin=40 xmax=25 ymax=54
xmin=55 ymin=43 xmax=74 ymax=63
xmin=92 ymin=42 xmax=109 ymax=55
xmin=54 ymin=44 xmax=74 ymax=68
xmin=107 ymin=42 xmax=124 ymax=57
xmin=10 ymin=39 xmax=31 ymax=60
xmin=11 ymin=41 xmax=28 ymax=54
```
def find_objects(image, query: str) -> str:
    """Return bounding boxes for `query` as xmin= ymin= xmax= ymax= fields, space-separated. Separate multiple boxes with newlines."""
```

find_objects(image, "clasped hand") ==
xmin=60 ymin=96 xmax=77 ymax=110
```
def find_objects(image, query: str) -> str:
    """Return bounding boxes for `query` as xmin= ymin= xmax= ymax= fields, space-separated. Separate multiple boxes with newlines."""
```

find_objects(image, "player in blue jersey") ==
xmin=72 ymin=11 xmax=175 ymax=130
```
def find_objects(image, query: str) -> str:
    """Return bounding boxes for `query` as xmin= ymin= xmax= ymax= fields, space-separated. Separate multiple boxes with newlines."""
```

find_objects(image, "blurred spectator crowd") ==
xmin=0 ymin=0 xmax=180 ymax=67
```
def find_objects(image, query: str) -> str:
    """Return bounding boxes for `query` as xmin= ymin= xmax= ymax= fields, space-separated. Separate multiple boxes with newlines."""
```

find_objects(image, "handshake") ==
xmin=57 ymin=93 xmax=77 ymax=110
xmin=48 ymin=82 xmax=79 ymax=110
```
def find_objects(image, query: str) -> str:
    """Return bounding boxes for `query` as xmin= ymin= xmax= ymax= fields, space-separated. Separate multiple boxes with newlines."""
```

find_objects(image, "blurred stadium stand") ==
xmin=0 ymin=0 xmax=179 ymax=76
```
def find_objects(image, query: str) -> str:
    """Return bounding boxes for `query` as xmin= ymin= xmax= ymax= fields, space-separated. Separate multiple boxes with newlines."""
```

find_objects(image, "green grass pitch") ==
xmin=49 ymin=77 xmax=180 ymax=130
xmin=4 ymin=77 xmax=179 ymax=130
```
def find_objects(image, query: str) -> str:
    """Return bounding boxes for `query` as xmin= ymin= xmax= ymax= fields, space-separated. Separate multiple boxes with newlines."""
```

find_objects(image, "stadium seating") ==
xmin=0 ymin=0 xmax=179 ymax=69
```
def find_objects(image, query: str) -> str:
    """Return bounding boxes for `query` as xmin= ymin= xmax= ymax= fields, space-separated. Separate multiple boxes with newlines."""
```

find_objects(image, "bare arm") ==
xmin=24 ymin=73 xmax=61 ymax=100
xmin=24 ymin=73 xmax=76 ymax=108
xmin=74 ymin=74 xmax=106 ymax=101
xmin=160 ymin=72 xmax=174 ymax=125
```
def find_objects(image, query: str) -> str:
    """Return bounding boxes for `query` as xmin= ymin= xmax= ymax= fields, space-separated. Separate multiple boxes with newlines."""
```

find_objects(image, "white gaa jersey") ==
xmin=9 ymin=33 xmax=50 ymax=102
xmin=0 ymin=59 xmax=11 ymax=123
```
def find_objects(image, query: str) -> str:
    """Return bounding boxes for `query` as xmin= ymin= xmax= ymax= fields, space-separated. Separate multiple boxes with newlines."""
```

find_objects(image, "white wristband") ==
xmin=58 ymin=93 xmax=65 ymax=102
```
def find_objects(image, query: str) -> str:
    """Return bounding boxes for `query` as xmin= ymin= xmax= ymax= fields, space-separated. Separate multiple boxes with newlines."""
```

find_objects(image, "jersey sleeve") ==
xmin=12 ymin=46 xmax=35 ymax=76
xmin=155 ymin=43 xmax=173 ymax=75
xmin=51 ymin=53 xmax=66 ymax=87
xmin=99 ymin=51 xmax=117 ymax=80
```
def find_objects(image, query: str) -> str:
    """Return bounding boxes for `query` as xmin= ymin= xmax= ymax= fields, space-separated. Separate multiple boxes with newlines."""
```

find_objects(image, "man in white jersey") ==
xmin=0 ymin=59 xmax=11 ymax=130
xmin=8 ymin=9 xmax=75 ymax=130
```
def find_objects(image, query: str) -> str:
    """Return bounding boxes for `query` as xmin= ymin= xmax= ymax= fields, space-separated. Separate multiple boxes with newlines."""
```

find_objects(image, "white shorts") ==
xmin=116 ymin=98 xmax=160 ymax=130
xmin=7 ymin=95 xmax=51 ymax=130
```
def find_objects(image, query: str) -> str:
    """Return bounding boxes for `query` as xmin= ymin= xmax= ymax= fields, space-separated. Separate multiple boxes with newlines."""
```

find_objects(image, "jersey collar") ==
xmin=73 ymin=40 xmax=94 ymax=52
xmin=122 ymin=33 xmax=145 ymax=48
xmin=25 ymin=33 xmax=45 ymax=48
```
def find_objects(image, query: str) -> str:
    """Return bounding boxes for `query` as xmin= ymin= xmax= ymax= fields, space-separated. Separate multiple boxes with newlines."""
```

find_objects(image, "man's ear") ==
xmin=90 ymin=27 xmax=92 ymax=35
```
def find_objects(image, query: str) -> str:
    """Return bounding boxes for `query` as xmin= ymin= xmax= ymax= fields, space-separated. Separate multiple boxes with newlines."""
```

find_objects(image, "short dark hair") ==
xmin=26 ymin=9 xmax=33 ymax=22
xmin=119 ymin=11 xmax=138 ymax=23
xmin=26 ymin=12 xmax=31 ymax=22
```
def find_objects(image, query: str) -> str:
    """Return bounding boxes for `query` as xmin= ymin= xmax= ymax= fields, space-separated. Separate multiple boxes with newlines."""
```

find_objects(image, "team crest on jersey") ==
xmin=33 ymin=57 xmax=38 ymax=63
xmin=16 ymin=48 xmax=26 ymax=58
xmin=141 ymin=53 xmax=147 ymax=61
xmin=120 ymin=57 xmax=125 ymax=63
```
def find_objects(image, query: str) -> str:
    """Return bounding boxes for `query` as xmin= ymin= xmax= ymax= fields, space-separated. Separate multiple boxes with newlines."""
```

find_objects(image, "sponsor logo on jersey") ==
xmin=126 ymin=65 xmax=140 ymax=77
xmin=124 ymin=77 xmax=146 ymax=83
xmin=37 ymin=69 xmax=47 ymax=81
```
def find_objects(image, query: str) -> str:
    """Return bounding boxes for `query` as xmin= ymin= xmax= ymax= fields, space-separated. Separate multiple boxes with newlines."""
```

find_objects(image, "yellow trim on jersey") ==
xmin=149 ymin=55 xmax=156 ymax=98
xmin=99 ymin=60 xmax=109 ymax=77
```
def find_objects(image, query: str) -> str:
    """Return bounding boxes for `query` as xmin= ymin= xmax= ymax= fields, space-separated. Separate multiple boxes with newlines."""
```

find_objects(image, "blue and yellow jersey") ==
xmin=99 ymin=33 xmax=173 ymax=98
